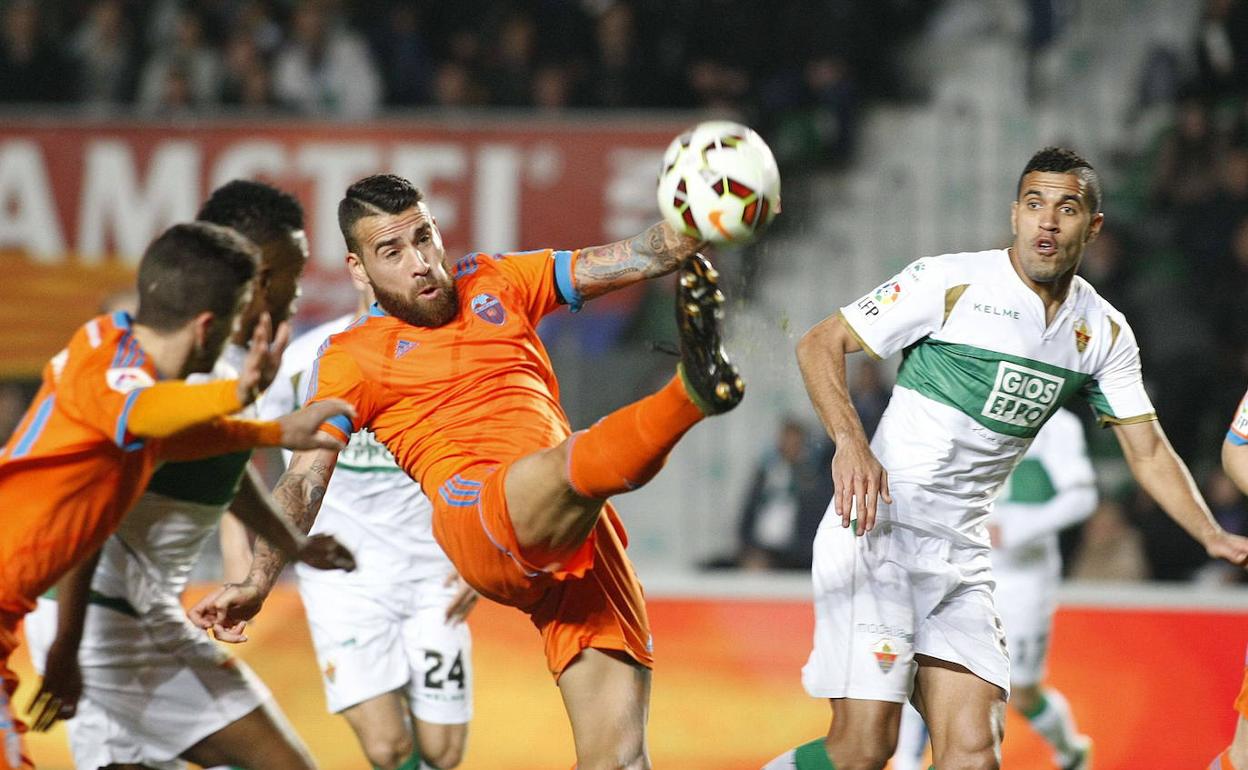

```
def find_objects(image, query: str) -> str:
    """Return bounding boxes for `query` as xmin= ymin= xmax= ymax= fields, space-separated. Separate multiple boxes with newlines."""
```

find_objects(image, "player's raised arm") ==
xmin=188 ymin=447 xmax=340 ymax=642
xmin=1113 ymin=419 xmax=1248 ymax=567
xmin=796 ymin=313 xmax=891 ymax=535
xmin=572 ymin=220 xmax=703 ymax=300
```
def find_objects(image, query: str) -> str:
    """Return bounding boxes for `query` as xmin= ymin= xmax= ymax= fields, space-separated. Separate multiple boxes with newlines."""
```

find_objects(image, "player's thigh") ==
xmin=504 ymin=442 xmax=603 ymax=554
xmin=181 ymin=702 xmax=315 ymax=770
xmin=913 ymin=655 xmax=1005 ymax=767
xmin=558 ymin=648 xmax=651 ymax=768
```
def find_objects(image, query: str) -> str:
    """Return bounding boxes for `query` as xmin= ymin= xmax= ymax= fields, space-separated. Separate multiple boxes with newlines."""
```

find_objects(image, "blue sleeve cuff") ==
xmin=326 ymin=413 xmax=355 ymax=437
xmin=553 ymin=250 xmax=583 ymax=313
xmin=1228 ymin=430 xmax=1248 ymax=446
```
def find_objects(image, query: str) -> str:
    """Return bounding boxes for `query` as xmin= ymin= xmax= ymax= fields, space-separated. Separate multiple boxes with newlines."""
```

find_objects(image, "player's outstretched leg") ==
xmin=561 ymin=254 xmax=742 ymax=502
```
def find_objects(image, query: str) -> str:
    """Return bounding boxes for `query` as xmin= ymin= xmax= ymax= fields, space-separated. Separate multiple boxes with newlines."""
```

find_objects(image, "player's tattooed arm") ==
xmin=574 ymin=220 xmax=703 ymax=299
xmin=246 ymin=450 xmax=337 ymax=592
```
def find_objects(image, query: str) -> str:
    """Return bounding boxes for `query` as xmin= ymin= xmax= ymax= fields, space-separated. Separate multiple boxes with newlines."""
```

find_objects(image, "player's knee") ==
xmin=421 ymin=740 xmax=465 ymax=769
xmin=360 ymin=732 xmax=415 ymax=770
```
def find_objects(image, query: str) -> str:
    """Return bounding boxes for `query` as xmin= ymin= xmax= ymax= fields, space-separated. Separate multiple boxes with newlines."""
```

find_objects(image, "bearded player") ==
xmin=192 ymin=173 xmax=750 ymax=769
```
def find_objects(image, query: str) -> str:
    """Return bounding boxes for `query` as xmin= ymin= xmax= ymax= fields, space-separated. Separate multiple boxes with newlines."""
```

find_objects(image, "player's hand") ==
xmin=27 ymin=639 xmax=82 ymax=731
xmin=188 ymin=581 xmax=266 ymax=643
xmin=297 ymin=533 xmax=357 ymax=572
xmin=444 ymin=571 xmax=480 ymax=624
xmin=1206 ymin=530 xmax=1248 ymax=568
xmin=237 ymin=313 xmax=292 ymax=405
xmin=831 ymin=437 xmax=892 ymax=535
xmin=276 ymin=400 xmax=355 ymax=451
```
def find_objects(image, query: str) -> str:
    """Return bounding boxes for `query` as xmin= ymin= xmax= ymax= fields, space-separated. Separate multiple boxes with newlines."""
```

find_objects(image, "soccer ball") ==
xmin=657 ymin=120 xmax=781 ymax=245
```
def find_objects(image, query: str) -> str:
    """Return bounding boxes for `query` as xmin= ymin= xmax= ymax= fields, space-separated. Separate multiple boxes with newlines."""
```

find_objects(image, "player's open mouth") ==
xmin=1033 ymin=237 xmax=1057 ymax=256
xmin=418 ymin=286 xmax=441 ymax=300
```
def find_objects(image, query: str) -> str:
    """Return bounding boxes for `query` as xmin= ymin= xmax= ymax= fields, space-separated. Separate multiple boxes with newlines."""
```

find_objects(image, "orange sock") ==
xmin=566 ymin=374 xmax=705 ymax=498
xmin=1214 ymin=749 xmax=1238 ymax=770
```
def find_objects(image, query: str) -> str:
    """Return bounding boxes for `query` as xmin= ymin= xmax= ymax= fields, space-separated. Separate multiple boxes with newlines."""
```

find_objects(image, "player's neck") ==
xmin=130 ymin=323 xmax=197 ymax=379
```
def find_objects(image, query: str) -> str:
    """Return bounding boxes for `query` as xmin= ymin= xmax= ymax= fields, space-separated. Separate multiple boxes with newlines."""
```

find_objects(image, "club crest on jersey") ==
xmin=982 ymin=362 xmax=1064 ymax=428
xmin=471 ymin=293 xmax=506 ymax=325
xmin=872 ymin=639 xmax=898 ymax=674
xmin=394 ymin=339 xmax=418 ymax=359
xmin=1073 ymin=318 xmax=1091 ymax=353
xmin=106 ymin=366 xmax=155 ymax=394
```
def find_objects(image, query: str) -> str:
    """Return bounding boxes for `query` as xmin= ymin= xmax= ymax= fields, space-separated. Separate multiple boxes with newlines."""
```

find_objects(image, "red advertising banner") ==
xmin=11 ymin=587 xmax=1246 ymax=769
xmin=0 ymin=118 xmax=687 ymax=376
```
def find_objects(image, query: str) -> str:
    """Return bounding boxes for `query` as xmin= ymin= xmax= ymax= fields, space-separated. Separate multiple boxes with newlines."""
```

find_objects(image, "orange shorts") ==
xmin=0 ymin=615 xmax=33 ymax=769
xmin=431 ymin=463 xmax=653 ymax=678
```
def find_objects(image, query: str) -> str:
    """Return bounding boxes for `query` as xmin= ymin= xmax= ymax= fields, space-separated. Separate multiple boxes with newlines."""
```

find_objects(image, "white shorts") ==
xmin=24 ymin=597 xmax=269 ymax=770
xmin=298 ymin=573 xmax=472 ymax=724
xmin=992 ymin=552 xmax=1059 ymax=687
xmin=802 ymin=495 xmax=1010 ymax=702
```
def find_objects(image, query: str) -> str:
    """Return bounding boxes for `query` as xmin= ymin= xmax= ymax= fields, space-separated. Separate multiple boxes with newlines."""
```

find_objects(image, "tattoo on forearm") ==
xmin=254 ymin=465 xmax=328 ymax=584
xmin=574 ymin=222 xmax=700 ymax=299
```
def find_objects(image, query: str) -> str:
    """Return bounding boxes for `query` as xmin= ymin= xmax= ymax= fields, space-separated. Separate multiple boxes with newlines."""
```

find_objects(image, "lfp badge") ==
xmin=471 ymin=293 xmax=506 ymax=325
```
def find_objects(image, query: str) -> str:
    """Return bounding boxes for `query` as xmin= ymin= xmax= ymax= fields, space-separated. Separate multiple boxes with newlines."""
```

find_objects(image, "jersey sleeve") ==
xmin=837 ymin=257 xmax=947 ymax=359
xmin=58 ymin=326 xmax=160 ymax=451
xmin=476 ymin=248 xmax=579 ymax=323
xmin=1227 ymin=387 xmax=1248 ymax=446
xmin=1078 ymin=313 xmax=1156 ymax=426
xmin=303 ymin=340 xmax=372 ymax=443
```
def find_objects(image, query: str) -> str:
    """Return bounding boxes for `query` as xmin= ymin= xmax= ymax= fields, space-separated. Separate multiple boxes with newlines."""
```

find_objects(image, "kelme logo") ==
xmin=982 ymin=362 xmax=1064 ymax=427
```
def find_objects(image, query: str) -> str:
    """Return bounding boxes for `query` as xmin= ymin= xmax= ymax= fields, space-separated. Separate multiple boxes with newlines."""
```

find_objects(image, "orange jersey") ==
xmin=0 ymin=312 xmax=169 ymax=616
xmin=308 ymin=249 xmax=579 ymax=496
xmin=0 ymin=312 xmax=275 ymax=619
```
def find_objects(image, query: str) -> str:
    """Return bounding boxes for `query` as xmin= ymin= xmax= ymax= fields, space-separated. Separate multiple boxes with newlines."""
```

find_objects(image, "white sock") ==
xmin=1026 ymin=688 xmax=1084 ymax=764
xmin=893 ymin=702 xmax=929 ymax=770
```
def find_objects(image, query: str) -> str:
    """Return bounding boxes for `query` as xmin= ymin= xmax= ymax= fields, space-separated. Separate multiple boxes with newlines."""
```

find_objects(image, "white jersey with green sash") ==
xmin=839 ymin=248 xmax=1153 ymax=545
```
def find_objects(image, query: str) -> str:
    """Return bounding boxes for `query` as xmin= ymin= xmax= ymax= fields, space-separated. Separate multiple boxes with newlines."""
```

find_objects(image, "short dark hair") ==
xmin=134 ymin=222 xmax=260 ymax=331
xmin=338 ymin=174 xmax=425 ymax=254
xmin=1017 ymin=147 xmax=1103 ymax=213
xmin=197 ymin=179 xmax=305 ymax=246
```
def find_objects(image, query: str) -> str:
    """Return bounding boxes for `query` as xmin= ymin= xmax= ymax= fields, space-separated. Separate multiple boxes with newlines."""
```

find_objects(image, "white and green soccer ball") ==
xmin=657 ymin=120 xmax=781 ymax=246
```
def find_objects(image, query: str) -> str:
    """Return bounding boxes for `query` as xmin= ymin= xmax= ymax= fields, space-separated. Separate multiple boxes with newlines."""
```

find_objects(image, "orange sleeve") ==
xmin=155 ymin=418 xmax=283 ymax=462
xmin=125 ymin=380 xmax=245 ymax=439
xmin=303 ymin=341 xmax=369 ymax=444
xmin=481 ymin=249 xmax=577 ymax=321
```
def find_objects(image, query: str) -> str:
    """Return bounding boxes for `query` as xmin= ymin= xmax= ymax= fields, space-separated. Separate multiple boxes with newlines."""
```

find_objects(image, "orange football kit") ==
xmin=0 ymin=312 xmax=283 ymax=768
xmin=308 ymin=249 xmax=705 ymax=677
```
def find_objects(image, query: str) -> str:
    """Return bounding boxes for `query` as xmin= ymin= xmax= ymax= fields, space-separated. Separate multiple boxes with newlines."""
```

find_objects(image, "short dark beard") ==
xmin=373 ymin=279 xmax=459 ymax=328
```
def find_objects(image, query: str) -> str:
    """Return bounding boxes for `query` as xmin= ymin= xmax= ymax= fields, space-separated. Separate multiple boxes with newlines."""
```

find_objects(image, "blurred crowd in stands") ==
xmin=0 ymin=0 xmax=934 ymax=167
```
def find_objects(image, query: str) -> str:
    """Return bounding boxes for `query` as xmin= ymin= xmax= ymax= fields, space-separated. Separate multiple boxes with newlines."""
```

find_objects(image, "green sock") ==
xmin=794 ymin=738 xmax=836 ymax=769
xmin=378 ymin=748 xmax=424 ymax=770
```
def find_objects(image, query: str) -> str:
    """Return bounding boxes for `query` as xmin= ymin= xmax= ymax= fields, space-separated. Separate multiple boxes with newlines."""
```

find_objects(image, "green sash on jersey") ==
xmin=897 ymin=340 xmax=1092 ymax=439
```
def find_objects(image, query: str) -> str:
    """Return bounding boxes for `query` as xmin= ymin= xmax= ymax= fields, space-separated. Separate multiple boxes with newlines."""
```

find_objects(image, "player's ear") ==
xmin=1085 ymin=212 xmax=1104 ymax=243
xmin=1009 ymin=200 xmax=1018 ymax=235
xmin=345 ymin=251 xmax=369 ymax=283
xmin=192 ymin=310 xmax=216 ymax=347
